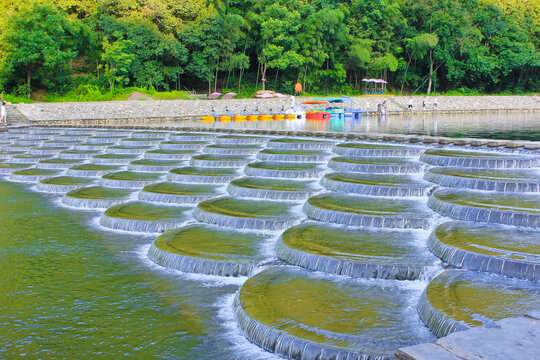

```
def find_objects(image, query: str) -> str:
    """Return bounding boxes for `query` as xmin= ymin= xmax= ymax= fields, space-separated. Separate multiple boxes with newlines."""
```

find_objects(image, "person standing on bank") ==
xmin=0 ymin=102 xmax=6 ymax=125
xmin=408 ymin=97 xmax=413 ymax=110
xmin=433 ymin=97 xmax=438 ymax=109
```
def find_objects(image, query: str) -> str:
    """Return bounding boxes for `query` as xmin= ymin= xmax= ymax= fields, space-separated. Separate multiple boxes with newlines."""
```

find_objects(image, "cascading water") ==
xmin=277 ymin=223 xmax=437 ymax=280
xmin=190 ymin=154 xmax=253 ymax=168
xmin=267 ymin=138 xmax=334 ymax=151
xmin=100 ymin=201 xmax=191 ymax=233
xmin=428 ymin=221 xmax=540 ymax=281
xmin=139 ymin=182 xmax=221 ymax=205
xmin=328 ymin=156 xmax=426 ymax=174
xmin=159 ymin=141 xmax=208 ymax=151
xmin=145 ymin=149 xmax=196 ymax=161
xmin=203 ymin=145 xmax=261 ymax=156
xmin=194 ymin=197 xmax=301 ymax=230
xmin=257 ymin=149 xmax=331 ymax=163
xmin=167 ymin=167 xmax=239 ymax=184
xmin=244 ymin=161 xmax=326 ymax=179
xmin=227 ymin=177 xmax=317 ymax=200
xmin=36 ymin=176 xmax=95 ymax=193
xmin=428 ymin=188 xmax=540 ymax=228
xmin=304 ymin=193 xmax=433 ymax=229
xmin=333 ymin=143 xmax=424 ymax=157
xmin=1 ymin=126 xmax=538 ymax=360
xmin=321 ymin=172 xmax=432 ymax=197
xmin=147 ymin=224 xmax=271 ymax=277
xmin=67 ymin=163 xmax=122 ymax=177
xmin=62 ymin=185 xmax=135 ymax=209
xmin=424 ymin=167 xmax=540 ymax=192
xmin=417 ymin=269 xmax=540 ymax=338
xmin=420 ymin=148 xmax=540 ymax=168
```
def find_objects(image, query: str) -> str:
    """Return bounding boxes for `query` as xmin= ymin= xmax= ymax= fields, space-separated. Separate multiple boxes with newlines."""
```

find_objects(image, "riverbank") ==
xmin=14 ymin=95 xmax=540 ymax=122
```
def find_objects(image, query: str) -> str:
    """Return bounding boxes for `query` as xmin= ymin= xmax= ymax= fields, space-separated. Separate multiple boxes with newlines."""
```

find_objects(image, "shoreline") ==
xmin=11 ymin=95 xmax=540 ymax=122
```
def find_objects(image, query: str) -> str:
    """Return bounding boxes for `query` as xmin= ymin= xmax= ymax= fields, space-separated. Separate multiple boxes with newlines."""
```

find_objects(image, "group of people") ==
xmin=408 ymin=97 xmax=438 ymax=110
xmin=0 ymin=102 xmax=6 ymax=126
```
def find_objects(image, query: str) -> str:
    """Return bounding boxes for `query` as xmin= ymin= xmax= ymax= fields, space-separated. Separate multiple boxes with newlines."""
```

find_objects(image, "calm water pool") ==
xmin=129 ymin=112 xmax=540 ymax=141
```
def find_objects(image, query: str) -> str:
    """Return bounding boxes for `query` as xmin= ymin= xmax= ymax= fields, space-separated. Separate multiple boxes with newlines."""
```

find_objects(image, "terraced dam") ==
xmin=0 ymin=126 xmax=538 ymax=359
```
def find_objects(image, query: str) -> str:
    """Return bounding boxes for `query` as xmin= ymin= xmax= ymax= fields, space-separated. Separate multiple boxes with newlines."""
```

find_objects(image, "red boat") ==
xmin=306 ymin=111 xmax=330 ymax=120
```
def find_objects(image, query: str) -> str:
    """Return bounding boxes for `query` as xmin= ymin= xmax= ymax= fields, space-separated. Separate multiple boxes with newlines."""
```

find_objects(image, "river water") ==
xmin=0 ymin=180 xmax=276 ymax=359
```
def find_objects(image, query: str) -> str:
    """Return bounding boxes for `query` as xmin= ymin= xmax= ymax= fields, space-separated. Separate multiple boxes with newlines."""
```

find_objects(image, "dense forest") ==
xmin=0 ymin=0 xmax=538 ymax=100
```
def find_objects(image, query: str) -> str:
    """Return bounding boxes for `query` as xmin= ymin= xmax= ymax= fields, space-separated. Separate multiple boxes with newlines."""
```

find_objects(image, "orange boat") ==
xmin=259 ymin=114 xmax=273 ymax=121
xmin=201 ymin=116 xmax=215 ymax=123
xmin=218 ymin=115 xmax=232 ymax=122
xmin=284 ymin=114 xmax=296 ymax=120
xmin=247 ymin=115 xmax=259 ymax=122
xmin=233 ymin=115 xmax=247 ymax=122
xmin=306 ymin=111 xmax=330 ymax=120
xmin=273 ymin=114 xmax=285 ymax=121
xmin=302 ymin=100 xmax=329 ymax=105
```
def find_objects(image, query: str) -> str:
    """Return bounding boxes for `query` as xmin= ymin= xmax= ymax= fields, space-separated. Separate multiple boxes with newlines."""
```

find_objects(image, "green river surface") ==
xmin=0 ymin=180 xmax=272 ymax=359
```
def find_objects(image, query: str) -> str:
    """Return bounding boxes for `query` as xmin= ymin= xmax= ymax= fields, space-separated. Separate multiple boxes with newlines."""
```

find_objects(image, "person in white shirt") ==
xmin=0 ymin=102 xmax=6 ymax=125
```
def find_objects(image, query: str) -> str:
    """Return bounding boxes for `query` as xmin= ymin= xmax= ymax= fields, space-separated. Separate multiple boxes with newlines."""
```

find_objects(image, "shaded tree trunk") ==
xmin=427 ymin=49 xmax=433 ymax=94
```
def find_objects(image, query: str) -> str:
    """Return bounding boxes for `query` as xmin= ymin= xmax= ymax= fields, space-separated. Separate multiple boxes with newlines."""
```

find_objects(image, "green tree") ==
xmin=0 ymin=3 xmax=80 ymax=97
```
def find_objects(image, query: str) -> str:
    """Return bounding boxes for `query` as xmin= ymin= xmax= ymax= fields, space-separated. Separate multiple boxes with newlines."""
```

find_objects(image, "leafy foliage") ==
xmin=0 ymin=0 xmax=537 ymax=99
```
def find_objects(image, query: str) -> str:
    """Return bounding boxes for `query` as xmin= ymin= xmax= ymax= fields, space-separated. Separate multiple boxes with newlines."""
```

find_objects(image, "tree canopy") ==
xmin=0 ymin=0 xmax=538 ymax=98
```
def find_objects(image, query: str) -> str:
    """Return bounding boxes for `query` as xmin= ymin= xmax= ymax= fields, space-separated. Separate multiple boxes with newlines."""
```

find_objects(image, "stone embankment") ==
xmin=396 ymin=310 xmax=540 ymax=360
xmin=16 ymin=95 xmax=540 ymax=122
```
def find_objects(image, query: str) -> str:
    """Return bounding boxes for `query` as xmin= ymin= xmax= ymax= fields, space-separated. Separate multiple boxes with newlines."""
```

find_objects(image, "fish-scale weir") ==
xmin=9 ymin=168 xmax=62 ymax=182
xmin=328 ymin=156 xmax=426 ymax=174
xmin=36 ymin=176 xmax=94 ymax=193
xmin=321 ymin=172 xmax=432 ymax=197
xmin=420 ymin=149 xmax=540 ymax=168
xmin=244 ymin=161 xmax=325 ymax=179
xmin=167 ymin=166 xmax=239 ymax=184
xmin=203 ymin=144 xmax=261 ymax=156
xmin=424 ymin=167 xmax=540 ymax=192
xmin=417 ymin=269 xmax=540 ymax=338
xmin=277 ymin=223 xmax=435 ymax=280
xmin=147 ymin=224 xmax=270 ymax=277
xmin=227 ymin=177 xmax=317 ymax=200
xmin=139 ymin=182 xmax=220 ymax=204
xmin=267 ymin=138 xmax=334 ymax=150
xmin=194 ymin=197 xmax=300 ymax=230
xmin=304 ymin=194 xmax=433 ymax=229
xmin=428 ymin=189 xmax=540 ymax=228
xmin=62 ymin=186 xmax=134 ymax=209
xmin=145 ymin=149 xmax=196 ymax=161
xmin=234 ymin=267 xmax=434 ymax=360
xmin=159 ymin=141 xmax=207 ymax=151
xmin=428 ymin=221 xmax=540 ymax=281
xmin=99 ymin=171 xmax=162 ymax=188
xmin=0 ymin=126 xmax=537 ymax=360
xmin=333 ymin=143 xmax=424 ymax=157
xmin=257 ymin=149 xmax=331 ymax=163
xmin=190 ymin=154 xmax=253 ymax=168
xmin=100 ymin=201 xmax=191 ymax=233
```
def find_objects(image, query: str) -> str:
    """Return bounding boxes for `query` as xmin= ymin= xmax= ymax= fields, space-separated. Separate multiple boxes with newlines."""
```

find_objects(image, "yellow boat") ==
xmin=218 ymin=115 xmax=232 ymax=123
xmin=285 ymin=114 xmax=296 ymax=120
xmin=247 ymin=115 xmax=259 ymax=122
xmin=201 ymin=116 xmax=215 ymax=123
xmin=274 ymin=114 xmax=285 ymax=121
xmin=259 ymin=114 xmax=273 ymax=121
xmin=233 ymin=115 xmax=247 ymax=122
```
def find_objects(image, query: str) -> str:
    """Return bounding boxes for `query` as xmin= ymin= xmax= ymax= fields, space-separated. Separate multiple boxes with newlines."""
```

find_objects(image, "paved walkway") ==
xmin=396 ymin=310 xmax=540 ymax=360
